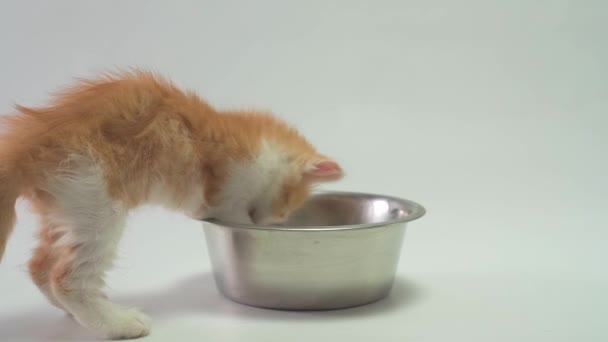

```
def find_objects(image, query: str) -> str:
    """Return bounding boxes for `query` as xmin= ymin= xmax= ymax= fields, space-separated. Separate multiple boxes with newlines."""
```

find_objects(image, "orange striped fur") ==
xmin=0 ymin=70 xmax=342 ymax=339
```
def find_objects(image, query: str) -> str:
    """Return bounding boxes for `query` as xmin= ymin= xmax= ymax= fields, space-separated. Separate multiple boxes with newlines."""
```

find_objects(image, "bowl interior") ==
xmin=281 ymin=192 xmax=424 ymax=228
xmin=203 ymin=191 xmax=425 ymax=230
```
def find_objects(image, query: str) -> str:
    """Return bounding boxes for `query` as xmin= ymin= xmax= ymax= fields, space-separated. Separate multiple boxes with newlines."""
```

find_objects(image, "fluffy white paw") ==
xmin=71 ymin=303 xmax=151 ymax=340
xmin=104 ymin=307 xmax=151 ymax=340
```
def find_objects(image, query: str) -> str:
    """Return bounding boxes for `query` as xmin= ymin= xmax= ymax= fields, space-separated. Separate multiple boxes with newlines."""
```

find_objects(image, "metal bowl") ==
xmin=201 ymin=191 xmax=426 ymax=310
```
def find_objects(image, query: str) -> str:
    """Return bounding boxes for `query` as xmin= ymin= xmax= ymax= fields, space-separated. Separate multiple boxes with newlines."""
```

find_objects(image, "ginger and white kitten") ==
xmin=0 ymin=70 xmax=342 ymax=339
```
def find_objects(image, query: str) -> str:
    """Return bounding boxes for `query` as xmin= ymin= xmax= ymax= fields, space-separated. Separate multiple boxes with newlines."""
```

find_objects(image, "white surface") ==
xmin=1 ymin=1 xmax=607 ymax=341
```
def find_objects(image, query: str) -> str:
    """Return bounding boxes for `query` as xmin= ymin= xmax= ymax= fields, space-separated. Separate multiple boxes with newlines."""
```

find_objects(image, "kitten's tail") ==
xmin=0 ymin=165 xmax=19 ymax=263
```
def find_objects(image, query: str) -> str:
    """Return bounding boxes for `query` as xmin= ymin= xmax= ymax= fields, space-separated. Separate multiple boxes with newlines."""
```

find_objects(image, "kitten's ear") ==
xmin=304 ymin=159 xmax=343 ymax=182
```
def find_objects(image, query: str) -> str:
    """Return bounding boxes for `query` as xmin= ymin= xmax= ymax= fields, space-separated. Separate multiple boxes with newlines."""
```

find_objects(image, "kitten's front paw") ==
xmin=71 ymin=303 xmax=151 ymax=340
xmin=104 ymin=307 xmax=151 ymax=340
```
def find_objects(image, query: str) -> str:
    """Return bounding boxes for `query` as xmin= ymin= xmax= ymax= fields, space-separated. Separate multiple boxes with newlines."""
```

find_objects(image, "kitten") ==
xmin=0 ymin=70 xmax=343 ymax=339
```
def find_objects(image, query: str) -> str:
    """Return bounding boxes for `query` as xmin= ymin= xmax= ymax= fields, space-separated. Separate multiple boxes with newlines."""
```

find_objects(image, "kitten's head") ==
xmin=248 ymin=156 xmax=343 ymax=225
xmin=207 ymin=111 xmax=343 ymax=225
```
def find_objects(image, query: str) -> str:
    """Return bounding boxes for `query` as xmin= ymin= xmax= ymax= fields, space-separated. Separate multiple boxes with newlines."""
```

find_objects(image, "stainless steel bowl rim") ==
xmin=202 ymin=190 xmax=426 ymax=231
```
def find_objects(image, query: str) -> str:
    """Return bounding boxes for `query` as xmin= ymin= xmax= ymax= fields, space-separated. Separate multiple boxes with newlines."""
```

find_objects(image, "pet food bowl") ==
xmin=201 ymin=191 xmax=426 ymax=310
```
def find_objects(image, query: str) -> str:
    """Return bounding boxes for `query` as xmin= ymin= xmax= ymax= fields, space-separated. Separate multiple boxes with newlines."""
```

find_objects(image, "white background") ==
xmin=1 ymin=1 xmax=607 ymax=341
